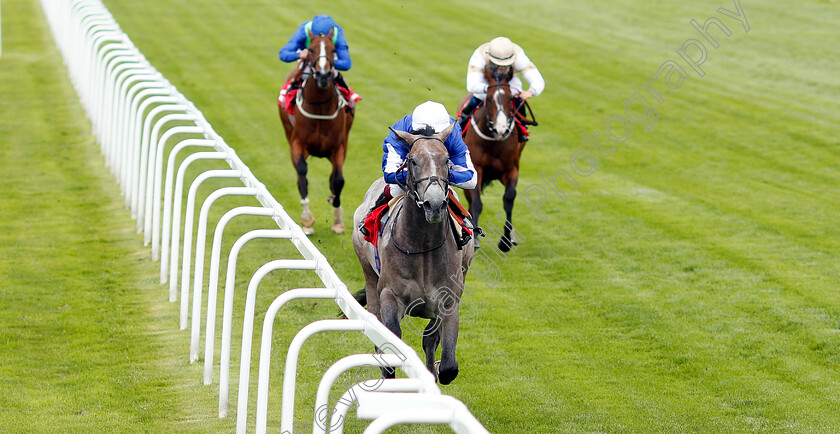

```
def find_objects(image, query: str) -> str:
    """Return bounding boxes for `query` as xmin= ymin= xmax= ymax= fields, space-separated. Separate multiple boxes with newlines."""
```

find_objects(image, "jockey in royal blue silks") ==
xmin=360 ymin=101 xmax=478 ymax=247
xmin=277 ymin=15 xmax=360 ymax=112
xmin=382 ymin=101 xmax=477 ymax=196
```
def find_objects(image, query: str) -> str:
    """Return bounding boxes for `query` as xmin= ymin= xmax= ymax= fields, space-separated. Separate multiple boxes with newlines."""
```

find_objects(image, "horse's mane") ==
xmin=411 ymin=125 xmax=436 ymax=137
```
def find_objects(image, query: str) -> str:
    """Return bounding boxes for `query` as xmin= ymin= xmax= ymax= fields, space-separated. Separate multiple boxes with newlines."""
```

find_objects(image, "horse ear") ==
xmin=327 ymin=27 xmax=335 ymax=40
xmin=437 ymin=122 xmax=456 ymax=142
xmin=307 ymin=29 xmax=316 ymax=41
xmin=390 ymin=127 xmax=415 ymax=146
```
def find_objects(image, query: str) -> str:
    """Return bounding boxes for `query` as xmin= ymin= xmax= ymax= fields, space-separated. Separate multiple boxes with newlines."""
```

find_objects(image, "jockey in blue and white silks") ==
xmin=382 ymin=101 xmax=477 ymax=197
xmin=358 ymin=101 xmax=477 ymax=245
xmin=278 ymin=15 xmax=352 ymax=71
xmin=277 ymin=14 xmax=360 ymax=110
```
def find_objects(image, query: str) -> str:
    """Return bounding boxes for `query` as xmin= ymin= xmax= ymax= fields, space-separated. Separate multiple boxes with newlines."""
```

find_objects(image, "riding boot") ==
xmin=358 ymin=188 xmax=392 ymax=235
xmin=335 ymin=73 xmax=361 ymax=105
xmin=518 ymin=125 xmax=529 ymax=143
xmin=512 ymin=96 xmax=531 ymax=143
xmin=513 ymin=96 xmax=526 ymax=118
xmin=457 ymin=96 xmax=481 ymax=129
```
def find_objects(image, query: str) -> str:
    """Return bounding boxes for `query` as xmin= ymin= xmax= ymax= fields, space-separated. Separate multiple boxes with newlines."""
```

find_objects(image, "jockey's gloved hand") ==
xmin=395 ymin=168 xmax=408 ymax=185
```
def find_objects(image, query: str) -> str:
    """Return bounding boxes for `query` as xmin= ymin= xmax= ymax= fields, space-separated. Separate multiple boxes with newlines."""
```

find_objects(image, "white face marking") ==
xmin=493 ymin=89 xmax=509 ymax=135
xmin=318 ymin=40 xmax=328 ymax=72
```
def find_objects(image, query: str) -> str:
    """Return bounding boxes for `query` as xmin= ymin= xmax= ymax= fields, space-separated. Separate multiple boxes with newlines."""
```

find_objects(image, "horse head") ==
xmin=486 ymin=61 xmax=514 ymax=84
xmin=485 ymin=81 xmax=515 ymax=140
xmin=479 ymin=65 xmax=514 ymax=139
xmin=306 ymin=29 xmax=336 ymax=89
xmin=391 ymin=123 xmax=455 ymax=224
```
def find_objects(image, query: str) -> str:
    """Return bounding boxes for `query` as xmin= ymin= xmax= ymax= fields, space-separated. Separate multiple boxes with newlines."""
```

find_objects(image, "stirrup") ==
xmin=457 ymin=233 xmax=472 ymax=249
xmin=358 ymin=221 xmax=370 ymax=236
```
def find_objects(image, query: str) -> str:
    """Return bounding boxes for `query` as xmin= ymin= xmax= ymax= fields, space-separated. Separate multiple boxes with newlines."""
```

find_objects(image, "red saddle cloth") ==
xmin=362 ymin=203 xmax=390 ymax=246
xmin=278 ymin=80 xmax=361 ymax=115
xmin=278 ymin=81 xmax=299 ymax=115
xmin=362 ymin=192 xmax=472 ymax=248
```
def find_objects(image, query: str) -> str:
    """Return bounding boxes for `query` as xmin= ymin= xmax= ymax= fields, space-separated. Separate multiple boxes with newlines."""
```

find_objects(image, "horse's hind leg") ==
xmin=421 ymin=318 xmax=441 ymax=380
xmin=437 ymin=310 xmax=460 ymax=385
xmin=499 ymin=172 xmax=519 ymax=252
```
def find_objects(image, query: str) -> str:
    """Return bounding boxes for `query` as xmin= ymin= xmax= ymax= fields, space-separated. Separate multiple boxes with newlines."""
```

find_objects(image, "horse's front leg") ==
xmin=328 ymin=145 xmax=346 ymax=233
xmin=437 ymin=308 xmax=460 ymax=385
xmin=499 ymin=171 xmax=519 ymax=252
xmin=291 ymin=143 xmax=314 ymax=234
xmin=422 ymin=318 xmax=441 ymax=380
xmin=378 ymin=287 xmax=402 ymax=378
xmin=466 ymin=171 xmax=484 ymax=249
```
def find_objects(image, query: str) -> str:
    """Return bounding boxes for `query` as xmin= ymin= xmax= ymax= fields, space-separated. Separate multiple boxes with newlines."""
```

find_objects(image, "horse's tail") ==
xmin=337 ymin=288 xmax=367 ymax=318
xmin=353 ymin=287 xmax=367 ymax=307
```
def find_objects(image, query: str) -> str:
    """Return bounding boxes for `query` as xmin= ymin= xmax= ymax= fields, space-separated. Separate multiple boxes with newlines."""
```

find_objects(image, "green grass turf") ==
xmin=2 ymin=0 xmax=840 ymax=432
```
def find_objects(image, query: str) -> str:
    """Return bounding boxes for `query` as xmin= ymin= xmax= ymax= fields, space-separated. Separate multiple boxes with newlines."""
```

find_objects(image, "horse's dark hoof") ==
xmin=498 ymin=235 xmax=518 ymax=252
xmin=438 ymin=365 xmax=459 ymax=385
xmin=381 ymin=366 xmax=396 ymax=379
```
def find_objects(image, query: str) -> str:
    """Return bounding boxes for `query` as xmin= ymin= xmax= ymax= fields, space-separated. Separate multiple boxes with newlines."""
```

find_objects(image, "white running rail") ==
xmin=39 ymin=0 xmax=489 ymax=433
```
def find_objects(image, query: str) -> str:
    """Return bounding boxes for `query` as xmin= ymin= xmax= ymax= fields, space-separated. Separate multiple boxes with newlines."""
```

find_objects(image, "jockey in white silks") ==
xmin=457 ymin=37 xmax=545 ymax=140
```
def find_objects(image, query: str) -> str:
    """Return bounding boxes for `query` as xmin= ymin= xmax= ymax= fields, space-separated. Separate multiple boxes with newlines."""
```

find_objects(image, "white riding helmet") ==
xmin=411 ymin=101 xmax=452 ymax=133
xmin=487 ymin=36 xmax=516 ymax=66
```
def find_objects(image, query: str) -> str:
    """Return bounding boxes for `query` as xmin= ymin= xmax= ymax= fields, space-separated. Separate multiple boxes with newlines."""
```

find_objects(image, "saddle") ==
xmin=277 ymin=75 xmax=361 ymax=116
xmin=361 ymin=189 xmax=476 ymax=250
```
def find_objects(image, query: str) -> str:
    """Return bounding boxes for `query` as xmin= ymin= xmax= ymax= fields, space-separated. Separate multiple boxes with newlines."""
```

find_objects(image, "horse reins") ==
xmin=389 ymin=203 xmax=448 ymax=255
xmin=391 ymin=137 xmax=451 ymax=255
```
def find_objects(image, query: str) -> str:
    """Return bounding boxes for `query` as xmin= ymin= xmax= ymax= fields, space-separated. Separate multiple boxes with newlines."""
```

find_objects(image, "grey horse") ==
xmin=352 ymin=124 xmax=475 ymax=384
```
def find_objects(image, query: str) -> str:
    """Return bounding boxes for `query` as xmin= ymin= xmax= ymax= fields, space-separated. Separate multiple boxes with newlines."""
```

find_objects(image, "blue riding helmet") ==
xmin=310 ymin=15 xmax=336 ymax=35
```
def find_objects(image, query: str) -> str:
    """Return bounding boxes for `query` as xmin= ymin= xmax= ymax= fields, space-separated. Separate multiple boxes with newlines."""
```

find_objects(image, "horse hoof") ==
xmin=332 ymin=206 xmax=344 ymax=234
xmin=498 ymin=235 xmax=518 ymax=252
xmin=437 ymin=362 xmax=459 ymax=385
xmin=498 ymin=239 xmax=511 ymax=252
xmin=302 ymin=226 xmax=315 ymax=235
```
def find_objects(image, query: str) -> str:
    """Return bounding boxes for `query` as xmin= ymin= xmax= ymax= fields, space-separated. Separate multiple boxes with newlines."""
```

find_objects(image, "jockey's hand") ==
xmin=517 ymin=89 xmax=536 ymax=100
xmin=298 ymin=49 xmax=309 ymax=60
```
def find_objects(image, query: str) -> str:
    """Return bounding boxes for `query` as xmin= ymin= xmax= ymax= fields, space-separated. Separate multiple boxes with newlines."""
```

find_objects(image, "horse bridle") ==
xmin=399 ymin=137 xmax=451 ymax=207
xmin=294 ymin=37 xmax=347 ymax=119
xmin=471 ymin=83 xmax=520 ymax=141
xmin=390 ymin=136 xmax=451 ymax=255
